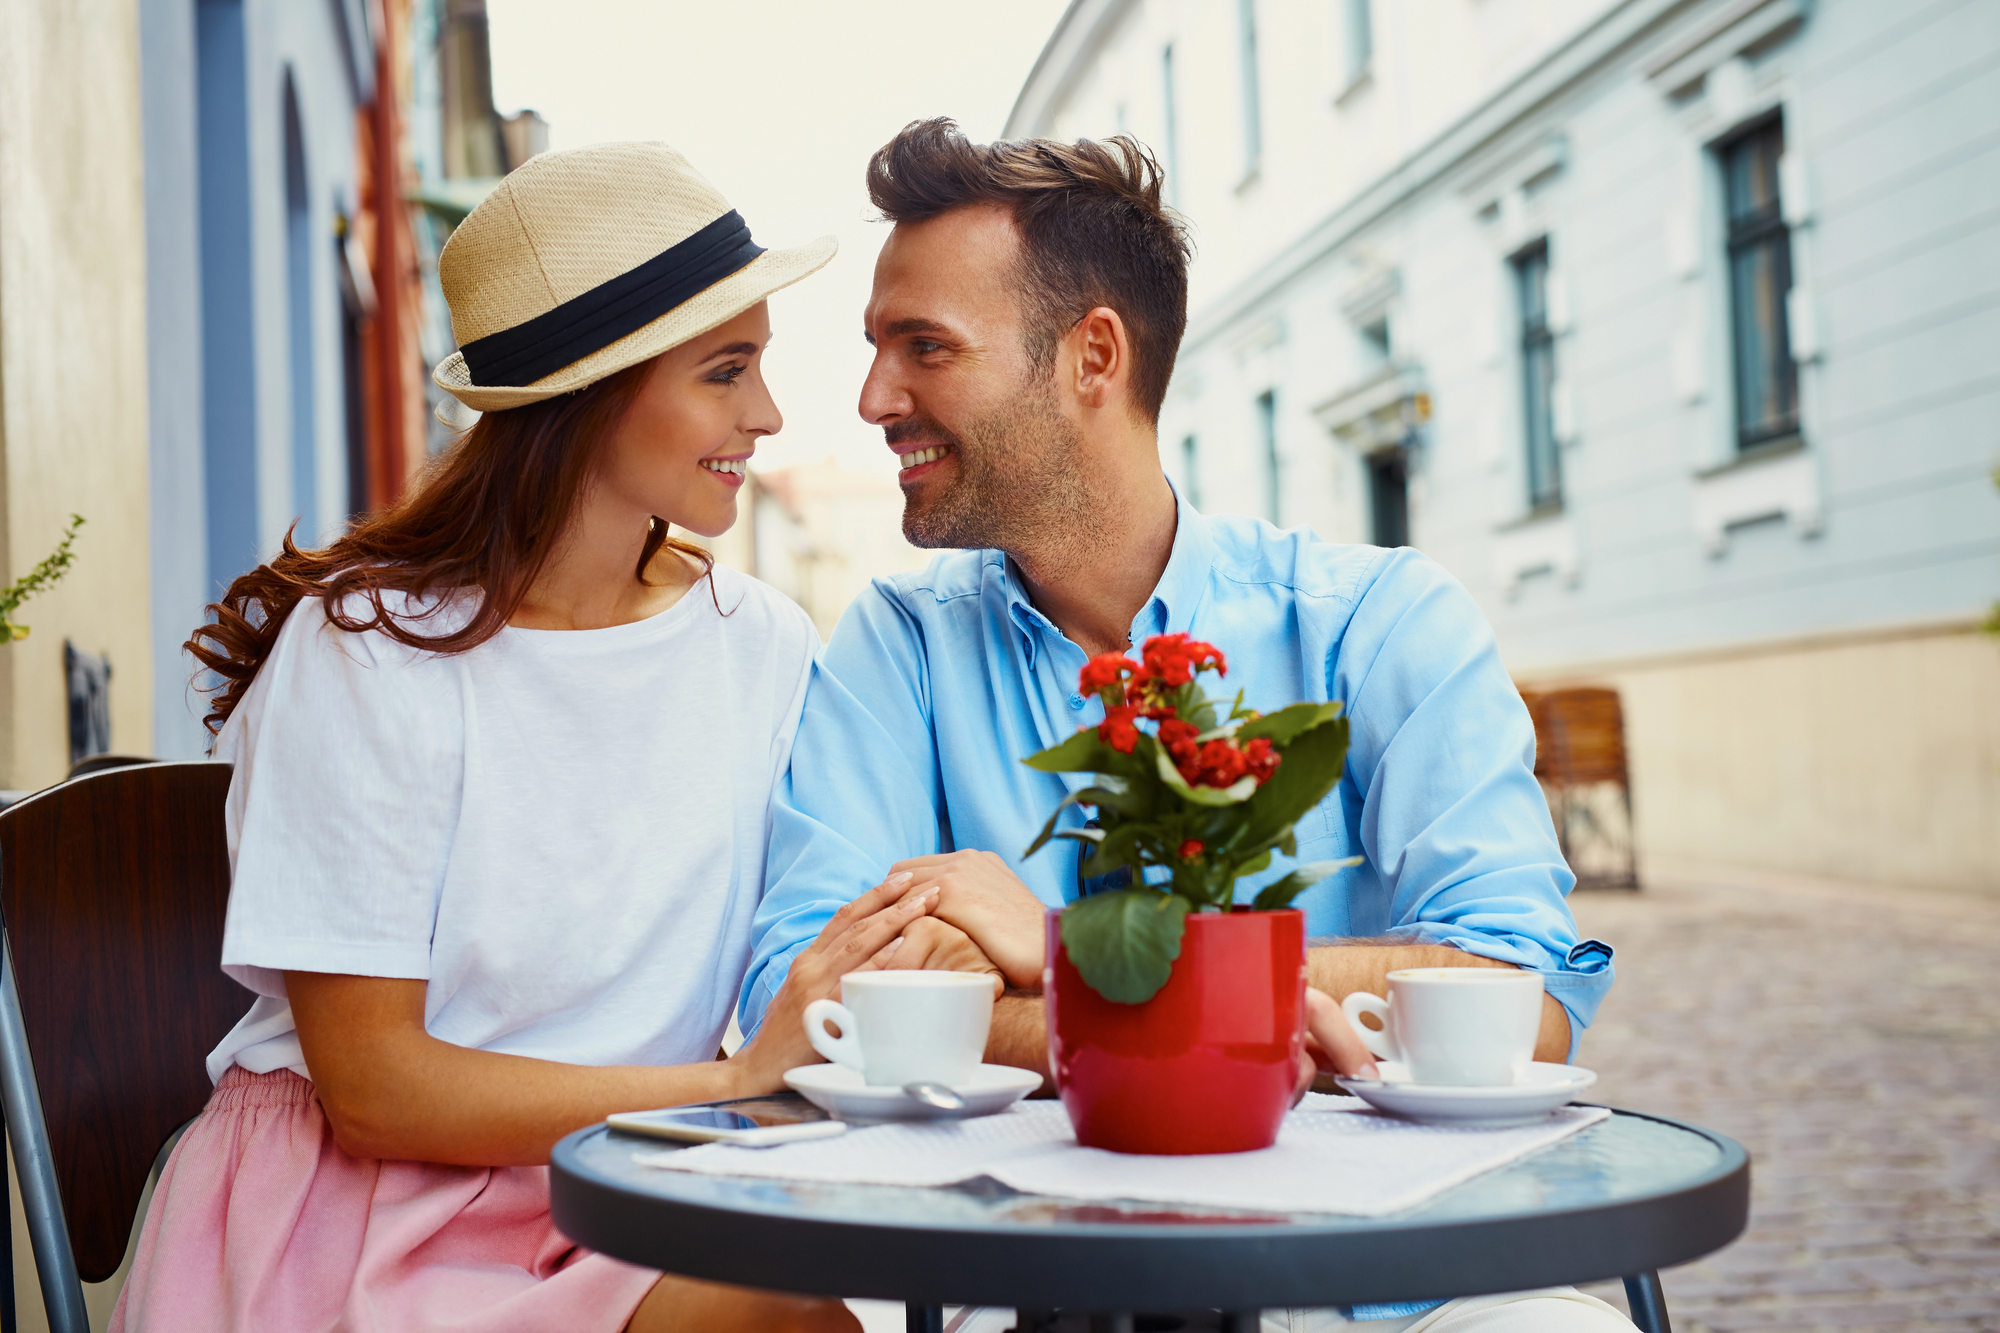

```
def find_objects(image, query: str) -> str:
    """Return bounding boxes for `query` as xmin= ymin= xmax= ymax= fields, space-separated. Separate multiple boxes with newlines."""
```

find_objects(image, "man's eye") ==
xmin=911 ymin=340 xmax=943 ymax=356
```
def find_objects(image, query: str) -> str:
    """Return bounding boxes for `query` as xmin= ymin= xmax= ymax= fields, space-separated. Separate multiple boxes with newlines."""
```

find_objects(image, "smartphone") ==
xmin=606 ymin=1103 xmax=849 ymax=1148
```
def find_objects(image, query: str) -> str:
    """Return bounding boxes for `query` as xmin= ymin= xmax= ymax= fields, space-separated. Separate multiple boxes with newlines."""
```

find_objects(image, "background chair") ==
xmin=0 ymin=761 xmax=242 ymax=1332
xmin=1519 ymin=687 xmax=1640 ymax=891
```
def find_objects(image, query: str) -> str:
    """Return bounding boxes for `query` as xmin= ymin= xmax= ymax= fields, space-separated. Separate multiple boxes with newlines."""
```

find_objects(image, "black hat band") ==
xmin=460 ymin=210 xmax=765 ymax=388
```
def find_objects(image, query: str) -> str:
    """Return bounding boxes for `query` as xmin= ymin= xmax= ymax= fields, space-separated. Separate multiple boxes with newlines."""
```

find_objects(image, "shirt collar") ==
xmin=1002 ymin=481 xmax=1215 ymax=670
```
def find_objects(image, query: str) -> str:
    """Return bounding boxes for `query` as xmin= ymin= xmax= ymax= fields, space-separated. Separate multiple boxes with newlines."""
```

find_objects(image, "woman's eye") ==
xmin=710 ymin=363 xmax=747 ymax=385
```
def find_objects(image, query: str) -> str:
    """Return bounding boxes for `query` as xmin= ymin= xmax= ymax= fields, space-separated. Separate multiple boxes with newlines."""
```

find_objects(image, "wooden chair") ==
xmin=1518 ymin=687 xmax=1640 ymax=890
xmin=0 ymin=761 xmax=243 ymax=1332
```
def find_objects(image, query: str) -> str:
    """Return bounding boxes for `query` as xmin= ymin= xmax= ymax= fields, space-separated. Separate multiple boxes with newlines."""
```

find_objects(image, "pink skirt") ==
xmin=111 ymin=1067 xmax=661 ymax=1333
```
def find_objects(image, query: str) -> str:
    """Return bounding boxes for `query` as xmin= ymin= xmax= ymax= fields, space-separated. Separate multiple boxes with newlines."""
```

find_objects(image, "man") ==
xmin=743 ymin=120 xmax=1626 ymax=1330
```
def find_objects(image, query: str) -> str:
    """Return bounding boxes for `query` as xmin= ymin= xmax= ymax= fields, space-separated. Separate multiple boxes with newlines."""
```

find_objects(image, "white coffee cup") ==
xmin=803 ymin=972 xmax=995 ymax=1088
xmin=1341 ymin=967 xmax=1545 ymax=1087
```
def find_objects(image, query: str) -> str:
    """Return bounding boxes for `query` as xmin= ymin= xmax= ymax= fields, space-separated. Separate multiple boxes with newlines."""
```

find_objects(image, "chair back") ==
xmin=0 ymin=761 xmax=241 ymax=1282
xmin=1521 ymin=687 xmax=1630 ymax=789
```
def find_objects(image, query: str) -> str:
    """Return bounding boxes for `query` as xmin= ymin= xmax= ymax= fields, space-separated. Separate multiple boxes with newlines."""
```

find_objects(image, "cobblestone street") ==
xmin=1569 ymin=867 xmax=2000 ymax=1332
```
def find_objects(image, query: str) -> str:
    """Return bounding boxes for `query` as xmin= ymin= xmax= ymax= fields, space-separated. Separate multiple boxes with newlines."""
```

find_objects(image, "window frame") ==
xmin=1511 ymin=239 xmax=1562 ymax=513
xmin=1255 ymin=390 xmax=1279 ymax=523
xmin=1344 ymin=0 xmax=1374 ymax=86
xmin=1237 ymin=0 xmax=1263 ymax=177
xmin=1717 ymin=113 xmax=1800 ymax=454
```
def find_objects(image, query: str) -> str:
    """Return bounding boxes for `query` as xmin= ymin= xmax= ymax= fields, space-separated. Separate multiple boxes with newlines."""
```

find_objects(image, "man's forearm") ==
xmin=985 ymin=993 xmax=1054 ymax=1092
xmin=1307 ymin=941 xmax=1571 ymax=1063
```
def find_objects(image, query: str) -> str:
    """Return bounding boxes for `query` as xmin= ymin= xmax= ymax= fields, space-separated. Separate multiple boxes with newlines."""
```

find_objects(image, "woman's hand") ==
xmin=730 ymin=873 xmax=939 ymax=1089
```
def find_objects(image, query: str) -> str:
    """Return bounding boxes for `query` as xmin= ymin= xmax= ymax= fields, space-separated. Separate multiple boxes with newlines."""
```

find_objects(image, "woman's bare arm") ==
xmin=289 ymin=878 xmax=936 ymax=1166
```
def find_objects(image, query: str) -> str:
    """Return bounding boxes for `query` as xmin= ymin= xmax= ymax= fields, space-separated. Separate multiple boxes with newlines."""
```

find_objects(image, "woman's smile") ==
xmin=700 ymin=456 xmax=750 ymax=486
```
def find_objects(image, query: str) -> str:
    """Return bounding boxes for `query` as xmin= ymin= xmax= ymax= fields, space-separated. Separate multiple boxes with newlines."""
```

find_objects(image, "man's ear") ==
xmin=1069 ymin=306 xmax=1130 ymax=412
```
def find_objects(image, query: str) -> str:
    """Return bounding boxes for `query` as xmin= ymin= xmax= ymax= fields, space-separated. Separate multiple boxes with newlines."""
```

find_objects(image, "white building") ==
xmin=1007 ymin=0 xmax=2000 ymax=892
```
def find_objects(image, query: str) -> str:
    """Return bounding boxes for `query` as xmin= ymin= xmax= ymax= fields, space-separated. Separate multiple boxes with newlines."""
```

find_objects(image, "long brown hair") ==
xmin=187 ymin=358 xmax=712 ymax=737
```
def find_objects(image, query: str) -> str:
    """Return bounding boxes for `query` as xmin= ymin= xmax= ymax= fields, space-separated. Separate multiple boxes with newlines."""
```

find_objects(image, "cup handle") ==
xmin=1340 ymin=991 xmax=1400 ymax=1063
xmin=803 ymin=999 xmax=864 ymax=1070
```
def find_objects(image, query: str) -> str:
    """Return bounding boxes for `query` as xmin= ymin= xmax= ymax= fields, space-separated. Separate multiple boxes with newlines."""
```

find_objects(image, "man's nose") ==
xmin=857 ymin=350 xmax=908 ymax=427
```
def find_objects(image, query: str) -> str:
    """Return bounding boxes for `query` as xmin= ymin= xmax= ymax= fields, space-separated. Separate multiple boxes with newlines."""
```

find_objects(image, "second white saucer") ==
xmin=784 ymin=1063 xmax=1043 ymax=1123
xmin=1334 ymin=1061 xmax=1597 ymax=1127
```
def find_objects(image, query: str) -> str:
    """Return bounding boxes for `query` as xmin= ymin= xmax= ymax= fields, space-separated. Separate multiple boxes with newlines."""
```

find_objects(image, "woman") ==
xmin=113 ymin=142 xmax=929 ymax=1333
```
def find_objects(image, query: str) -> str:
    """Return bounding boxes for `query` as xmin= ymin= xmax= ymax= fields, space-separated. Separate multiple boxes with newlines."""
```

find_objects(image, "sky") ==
xmin=486 ymin=0 xmax=1072 ymax=479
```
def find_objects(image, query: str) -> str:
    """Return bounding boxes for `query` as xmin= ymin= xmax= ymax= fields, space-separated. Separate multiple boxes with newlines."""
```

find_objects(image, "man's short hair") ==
xmin=866 ymin=118 xmax=1192 ymax=424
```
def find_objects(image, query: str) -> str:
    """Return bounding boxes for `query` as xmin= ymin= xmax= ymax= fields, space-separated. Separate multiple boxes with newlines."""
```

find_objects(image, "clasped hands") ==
xmin=867 ymin=851 xmax=1379 ymax=1086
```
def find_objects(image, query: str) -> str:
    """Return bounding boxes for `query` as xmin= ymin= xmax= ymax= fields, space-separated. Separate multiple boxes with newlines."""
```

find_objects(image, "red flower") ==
xmin=1243 ymin=736 xmax=1281 ymax=784
xmin=1098 ymin=704 xmax=1141 ymax=754
xmin=1178 ymin=839 xmax=1205 ymax=860
xmin=1157 ymin=718 xmax=1201 ymax=768
xmin=1193 ymin=738 xmax=1250 ymax=788
xmin=1079 ymin=652 xmax=1134 ymax=698
xmin=1139 ymin=634 xmax=1227 ymax=687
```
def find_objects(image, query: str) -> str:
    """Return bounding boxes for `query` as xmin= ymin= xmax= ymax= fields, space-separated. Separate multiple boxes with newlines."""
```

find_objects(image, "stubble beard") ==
xmin=896 ymin=377 xmax=1091 ymax=555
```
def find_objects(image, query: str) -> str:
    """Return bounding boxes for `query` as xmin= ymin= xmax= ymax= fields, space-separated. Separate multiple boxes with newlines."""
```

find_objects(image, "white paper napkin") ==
xmin=637 ymin=1094 xmax=1610 ymax=1217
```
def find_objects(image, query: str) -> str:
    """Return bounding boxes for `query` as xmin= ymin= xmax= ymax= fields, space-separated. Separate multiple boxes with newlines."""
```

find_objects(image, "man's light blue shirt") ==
xmin=742 ymin=493 xmax=1614 ymax=1051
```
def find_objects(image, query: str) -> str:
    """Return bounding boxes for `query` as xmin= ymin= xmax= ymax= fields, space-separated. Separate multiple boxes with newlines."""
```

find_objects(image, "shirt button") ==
xmin=1069 ymin=693 xmax=1086 ymax=709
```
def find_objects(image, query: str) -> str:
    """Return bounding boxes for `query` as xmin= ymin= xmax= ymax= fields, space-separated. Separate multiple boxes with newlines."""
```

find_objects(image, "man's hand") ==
xmin=890 ymin=850 xmax=1047 ymax=991
xmin=870 ymin=916 xmax=1005 ymax=994
xmin=1292 ymin=988 xmax=1381 ymax=1103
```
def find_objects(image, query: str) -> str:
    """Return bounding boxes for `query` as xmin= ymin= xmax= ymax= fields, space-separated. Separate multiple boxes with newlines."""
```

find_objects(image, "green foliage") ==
xmin=0 ymin=515 xmax=85 ymax=644
xmin=1023 ymin=642 xmax=1360 ymax=1004
xmin=1253 ymin=859 xmax=1363 ymax=911
xmin=1058 ymin=888 xmax=1189 ymax=1004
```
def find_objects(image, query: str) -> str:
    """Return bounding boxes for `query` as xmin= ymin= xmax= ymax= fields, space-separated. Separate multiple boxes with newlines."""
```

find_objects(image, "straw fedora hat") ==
xmin=432 ymin=141 xmax=836 ymax=411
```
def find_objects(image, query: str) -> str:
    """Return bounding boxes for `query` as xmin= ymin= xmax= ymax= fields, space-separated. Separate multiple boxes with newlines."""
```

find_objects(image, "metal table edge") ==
xmin=552 ymin=1105 xmax=1747 ymax=1241
xmin=548 ymin=1106 xmax=1752 ymax=1308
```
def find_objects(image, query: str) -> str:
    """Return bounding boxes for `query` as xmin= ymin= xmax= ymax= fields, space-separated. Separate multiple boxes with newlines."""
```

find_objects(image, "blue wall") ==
xmin=195 ymin=0 xmax=259 ymax=604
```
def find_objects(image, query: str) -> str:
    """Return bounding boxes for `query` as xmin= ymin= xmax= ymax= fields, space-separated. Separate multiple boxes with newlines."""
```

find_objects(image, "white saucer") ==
xmin=783 ymin=1064 xmax=1044 ymax=1123
xmin=1333 ymin=1061 xmax=1597 ymax=1127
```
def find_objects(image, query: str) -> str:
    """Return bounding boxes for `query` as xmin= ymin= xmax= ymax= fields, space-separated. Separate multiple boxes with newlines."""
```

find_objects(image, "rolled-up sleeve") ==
xmin=738 ymin=583 xmax=948 ymax=1035
xmin=1334 ymin=551 xmax=1614 ymax=1052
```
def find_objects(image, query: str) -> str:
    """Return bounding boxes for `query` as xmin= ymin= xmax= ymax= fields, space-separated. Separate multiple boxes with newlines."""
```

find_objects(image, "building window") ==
xmin=1367 ymin=449 xmax=1409 ymax=548
xmin=1344 ymin=0 xmax=1374 ymax=84
xmin=1513 ymin=240 xmax=1561 ymax=511
xmin=1161 ymin=44 xmax=1181 ymax=207
xmin=1256 ymin=391 xmax=1279 ymax=522
xmin=1357 ymin=316 xmax=1390 ymax=372
xmin=1721 ymin=116 xmax=1798 ymax=451
xmin=1237 ymin=0 xmax=1263 ymax=175
xmin=283 ymin=71 xmax=319 ymax=545
xmin=1181 ymin=434 xmax=1201 ymax=508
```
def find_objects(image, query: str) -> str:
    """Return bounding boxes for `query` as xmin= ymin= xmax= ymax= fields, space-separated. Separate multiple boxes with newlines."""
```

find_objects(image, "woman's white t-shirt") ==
xmin=207 ymin=564 xmax=817 ymax=1083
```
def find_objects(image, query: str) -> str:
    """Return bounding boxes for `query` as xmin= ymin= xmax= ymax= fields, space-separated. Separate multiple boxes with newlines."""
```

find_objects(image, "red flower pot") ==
xmin=1045 ymin=906 xmax=1306 ymax=1155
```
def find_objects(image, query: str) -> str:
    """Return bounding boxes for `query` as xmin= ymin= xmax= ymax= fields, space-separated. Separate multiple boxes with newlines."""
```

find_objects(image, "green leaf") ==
xmin=1154 ymin=748 xmax=1259 ymax=805
xmin=1230 ymin=712 xmax=1351 ymax=854
xmin=1080 ymin=822 xmax=1146 ymax=879
xmin=1233 ymin=848 xmax=1273 ymax=879
xmin=1237 ymin=699 xmax=1344 ymax=748
xmin=1251 ymin=857 xmax=1363 ymax=911
xmin=1059 ymin=889 xmax=1189 ymax=1004
xmin=1022 ymin=782 xmax=1142 ymax=859
xmin=1023 ymin=727 xmax=1118 ymax=774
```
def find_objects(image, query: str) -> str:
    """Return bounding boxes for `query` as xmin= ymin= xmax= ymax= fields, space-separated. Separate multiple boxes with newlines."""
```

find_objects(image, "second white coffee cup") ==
xmin=1341 ymin=967 xmax=1545 ymax=1087
xmin=803 ymin=971 xmax=995 ymax=1088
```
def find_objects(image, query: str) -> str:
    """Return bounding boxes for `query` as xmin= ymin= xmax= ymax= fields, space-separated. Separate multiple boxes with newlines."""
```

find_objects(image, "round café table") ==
xmin=550 ymin=1095 xmax=1747 ymax=1333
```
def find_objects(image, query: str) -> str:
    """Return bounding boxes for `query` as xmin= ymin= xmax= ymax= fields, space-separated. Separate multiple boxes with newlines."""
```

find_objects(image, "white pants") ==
xmin=909 ymin=1288 xmax=1632 ymax=1333
xmin=1262 ymin=1288 xmax=1632 ymax=1331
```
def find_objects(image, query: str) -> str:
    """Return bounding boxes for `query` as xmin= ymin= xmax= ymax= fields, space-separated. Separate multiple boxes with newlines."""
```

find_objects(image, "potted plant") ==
xmin=1023 ymin=634 xmax=1355 ymax=1154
